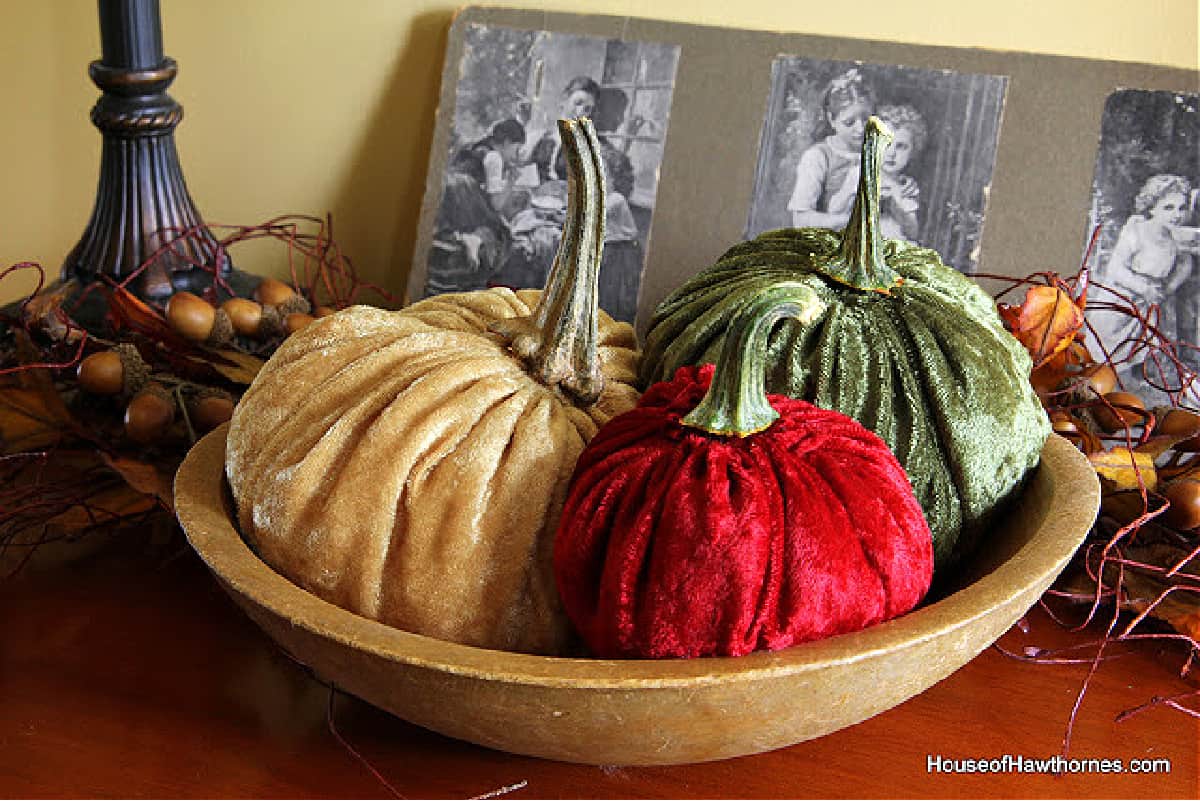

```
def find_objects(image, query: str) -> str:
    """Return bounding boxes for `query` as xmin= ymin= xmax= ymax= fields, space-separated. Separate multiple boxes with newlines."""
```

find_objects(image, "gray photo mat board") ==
xmin=410 ymin=6 xmax=1198 ymax=338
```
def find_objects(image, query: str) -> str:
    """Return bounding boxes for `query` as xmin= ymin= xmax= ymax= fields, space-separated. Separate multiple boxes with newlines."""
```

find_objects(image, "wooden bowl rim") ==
xmin=175 ymin=425 xmax=1098 ymax=690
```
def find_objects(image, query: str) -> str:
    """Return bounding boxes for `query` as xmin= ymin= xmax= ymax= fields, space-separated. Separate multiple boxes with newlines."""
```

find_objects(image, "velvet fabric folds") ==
xmin=225 ymin=289 xmax=640 ymax=656
xmin=640 ymin=232 xmax=1051 ymax=573
xmin=554 ymin=364 xmax=934 ymax=659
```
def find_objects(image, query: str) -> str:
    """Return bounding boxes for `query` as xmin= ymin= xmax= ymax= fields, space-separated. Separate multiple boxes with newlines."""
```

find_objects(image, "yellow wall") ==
xmin=1 ymin=0 xmax=1196 ymax=306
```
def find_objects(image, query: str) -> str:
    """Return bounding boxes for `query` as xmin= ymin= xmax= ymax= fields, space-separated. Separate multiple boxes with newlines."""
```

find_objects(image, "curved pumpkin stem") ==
xmin=681 ymin=283 xmax=826 ymax=436
xmin=820 ymin=116 xmax=903 ymax=294
xmin=491 ymin=117 xmax=606 ymax=405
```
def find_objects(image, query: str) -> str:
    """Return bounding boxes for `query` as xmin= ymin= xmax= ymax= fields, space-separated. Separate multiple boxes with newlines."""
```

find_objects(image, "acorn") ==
xmin=77 ymin=343 xmax=150 ymax=397
xmin=124 ymin=384 xmax=175 ymax=445
xmin=1049 ymin=410 xmax=1080 ymax=435
xmin=1156 ymin=408 xmax=1200 ymax=451
xmin=1048 ymin=409 xmax=1102 ymax=453
xmin=1065 ymin=341 xmax=1092 ymax=366
xmin=166 ymin=291 xmax=216 ymax=342
xmin=77 ymin=351 xmax=124 ymax=395
xmin=284 ymin=312 xmax=315 ymax=335
xmin=1163 ymin=478 xmax=1200 ymax=530
xmin=313 ymin=305 xmax=336 ymax=318
xmin=1093 ymin=391 xmax=1146 ymax=432
xmin=276 ymin=293 xmax=312 ymax=317
xmin=1080 ymin=363 xmax=1118 ymax=398
xmin=189 ymin=389 xmax=235 ymax=433
xmin=257 ymin=304 xmax=287 ymax=338
xmin=221 ymin=298 xmax=264 ymax=338
xmin=254 ymin=278 xmax=297 ymax=307
xmin=166 ymin=291 xmax=234 ymax=346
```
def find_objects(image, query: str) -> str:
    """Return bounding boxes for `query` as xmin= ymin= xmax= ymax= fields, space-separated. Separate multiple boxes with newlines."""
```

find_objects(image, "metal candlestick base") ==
xmin=61 ymin=0 xmax=250 ymax=303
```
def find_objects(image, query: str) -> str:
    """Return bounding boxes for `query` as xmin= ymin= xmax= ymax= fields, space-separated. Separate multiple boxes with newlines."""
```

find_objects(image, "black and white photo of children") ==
xmin=747 ymin=57 xmax=1008 ymax=274
xmin=1085 ymin=88 xmax=1200 ymax=403
xmin=421 ymin=24 xmax=680 ymax=323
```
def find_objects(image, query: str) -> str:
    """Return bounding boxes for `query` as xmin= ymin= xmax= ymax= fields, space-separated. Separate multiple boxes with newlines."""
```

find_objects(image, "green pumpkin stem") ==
xmin=491 ymin=117 xmax=606 ymax=405
xmin=681 ymin=283 xmax=826 ymax=436
xmin=824 ymin=116 xmax=902 ymax=294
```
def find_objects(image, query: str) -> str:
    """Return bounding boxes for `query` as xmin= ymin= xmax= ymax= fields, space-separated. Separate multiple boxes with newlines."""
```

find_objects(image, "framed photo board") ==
xmin=410 ymin=6 xmax=1198 ymax=339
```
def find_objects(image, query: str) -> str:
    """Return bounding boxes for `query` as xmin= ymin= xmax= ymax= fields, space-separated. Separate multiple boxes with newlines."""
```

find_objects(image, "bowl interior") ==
xmin=175 ymin=425 xmax=1100 ymax=763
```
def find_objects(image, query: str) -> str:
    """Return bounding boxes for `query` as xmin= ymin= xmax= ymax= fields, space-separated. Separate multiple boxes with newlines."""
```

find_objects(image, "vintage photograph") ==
xmin=746 ymin=57 xmax=1008 ymax=273
xmin=420 ymin=23 xmax=681 ymax=323
xmin=1085 ymin=88 xmax=1200 ymax=402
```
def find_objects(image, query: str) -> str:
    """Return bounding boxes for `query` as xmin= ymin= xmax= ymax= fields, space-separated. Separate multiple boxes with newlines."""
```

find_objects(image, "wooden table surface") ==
xmin=2 ymin=537 xmax=1196 ymax=799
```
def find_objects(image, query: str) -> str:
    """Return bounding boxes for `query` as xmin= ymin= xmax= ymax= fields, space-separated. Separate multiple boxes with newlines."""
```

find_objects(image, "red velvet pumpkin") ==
xmin=554 ymin=284 xmax=934 ymax=658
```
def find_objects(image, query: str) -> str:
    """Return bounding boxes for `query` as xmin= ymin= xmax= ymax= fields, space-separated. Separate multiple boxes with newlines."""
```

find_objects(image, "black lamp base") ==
xmin=64 ymin=0 xmax=238 ymax=303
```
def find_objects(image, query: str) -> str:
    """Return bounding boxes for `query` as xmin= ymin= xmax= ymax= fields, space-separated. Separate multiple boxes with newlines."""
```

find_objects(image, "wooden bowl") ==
xmin=175 ymin=426 xmax=1098 ymax=766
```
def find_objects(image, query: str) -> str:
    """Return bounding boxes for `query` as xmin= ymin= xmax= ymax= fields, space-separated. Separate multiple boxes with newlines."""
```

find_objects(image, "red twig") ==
xmin=990 ymin=248 xmax=1200 ymax=756
xmin=1114 ymin=690 xmax=1200 ymax=723
xmin=2 ymin=214 xmax=390 ymax=575
xmin=325 ymin=687 xmax=407 ymax=799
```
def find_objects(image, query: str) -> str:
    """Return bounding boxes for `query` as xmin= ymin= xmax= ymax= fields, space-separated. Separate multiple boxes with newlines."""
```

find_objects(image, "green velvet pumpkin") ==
xmin=640 ymin=117 xmax=1050 ymax=572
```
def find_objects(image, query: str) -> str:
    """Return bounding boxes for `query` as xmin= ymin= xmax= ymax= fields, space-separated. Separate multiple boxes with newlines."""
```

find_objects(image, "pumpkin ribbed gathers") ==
xmin=555 ymin=285 xmax=934 ymax=659
xmin=226 ymin=118 xmax=639 ymax=655
xmin=640 ymin=118 xmax=1049 ymax=572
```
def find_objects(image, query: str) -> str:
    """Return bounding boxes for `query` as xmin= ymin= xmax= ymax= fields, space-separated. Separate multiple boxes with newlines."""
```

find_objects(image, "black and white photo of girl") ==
xmin=421 ymin=24 xmax=680 ymax=323
xmin=1085 ymin=88 xmax=1200 ymax=403
xmin=747 ymin=56 xmax=1008 ymax=274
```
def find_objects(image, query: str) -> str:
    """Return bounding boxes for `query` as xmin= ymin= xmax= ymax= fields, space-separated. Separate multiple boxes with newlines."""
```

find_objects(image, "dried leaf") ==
xmin=1051 ymin=560 xmax=1110 ymax=600
xmin=208 ymin=348 xmax=264 ymax=385
xmin=101 ymin=453 xmax=175 ymax=512
xmin=998 ymin=285 xmax=1085 ymax=368
xmin=0 ymin=387 xmax=71 ymax=452
xmin=1031 ymin=359 xmax=1070 ymax=398
xmin=20 ymin=282 xmax=78 ymax=342
xmin=1101 ymin=489 xmax=1165 ymax=526
xmin=1089 ymin=447 xmax=1158 ymax=493
xmin=0 ymin=332 xmax=82 ymax=453
xmin=42 ymin=484 xmax=158 ymax=534
xmin=1121 ymin=543 xmax=1200 ymax=641
xmin=1136 ymin=433 xmax=1196 ymax=459
xmin=0 ymin=344 xmax=76 ymax=455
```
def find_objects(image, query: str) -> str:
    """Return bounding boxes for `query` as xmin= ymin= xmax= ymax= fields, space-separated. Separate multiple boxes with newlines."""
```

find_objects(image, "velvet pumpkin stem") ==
xmin=826 ymin=116 xmax=902 ymax=294
xmin=491 ymin=117 xmax=606 ymax=405
xmin=681 ymin=283 xmax=826 ymax=436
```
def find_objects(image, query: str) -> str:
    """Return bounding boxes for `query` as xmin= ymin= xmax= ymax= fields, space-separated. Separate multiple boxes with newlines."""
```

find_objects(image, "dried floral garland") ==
xmin=982 ymin=231 xmax=1200 ymax=753
xmin=0 ymin=216 xmax=395 ymax=576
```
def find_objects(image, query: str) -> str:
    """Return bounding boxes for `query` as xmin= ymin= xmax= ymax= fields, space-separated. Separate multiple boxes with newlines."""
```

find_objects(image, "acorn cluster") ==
xmin=1040 ymin=344 xmax=1200 ymax=532
xmin=73 ymin=278 xmax=332 ymax=449
xmin=76 ymin=342 xmax=234 ymax=445
xmin=164 ymin=277 xmax=333 ymax=345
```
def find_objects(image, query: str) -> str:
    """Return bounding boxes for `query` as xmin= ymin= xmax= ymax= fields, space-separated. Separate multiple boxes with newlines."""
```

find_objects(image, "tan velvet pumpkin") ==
xmin=225 ymin=119 xmax=639 ymax=655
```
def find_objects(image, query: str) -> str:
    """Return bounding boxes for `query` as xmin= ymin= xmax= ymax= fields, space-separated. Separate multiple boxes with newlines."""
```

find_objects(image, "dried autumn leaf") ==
xmin=208 ymin=348 xmax=264 ymax=385
xmin=0 ymin=332 xmax=82 ymax=453
xmin=101 ymin=453 xmax=175 ymax=512
xmin=1089 ymin=447 xmax=1158 ymax=493
xmin=1031 ymin=363 xmax=1069 ymax=401
xmin=1120 ymin=543 xmax=1200 ymax=641
xmin=0 ymin=386 xmax=73 ymax=452
xmin=1136 ymin=433 xmax=1196 ymax=459
xmin=20 ymin=281 xmax=78 ymax=342
xmin=42 ymin=483 xmax=159 ymax=534
xmin=1100 ymin=489 xmax=1166 ymax=526
xmin=998 ymin=285 xmax=1085 ymax=368
xmin=1160 ymin=459 xmax=1200 ymax=483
